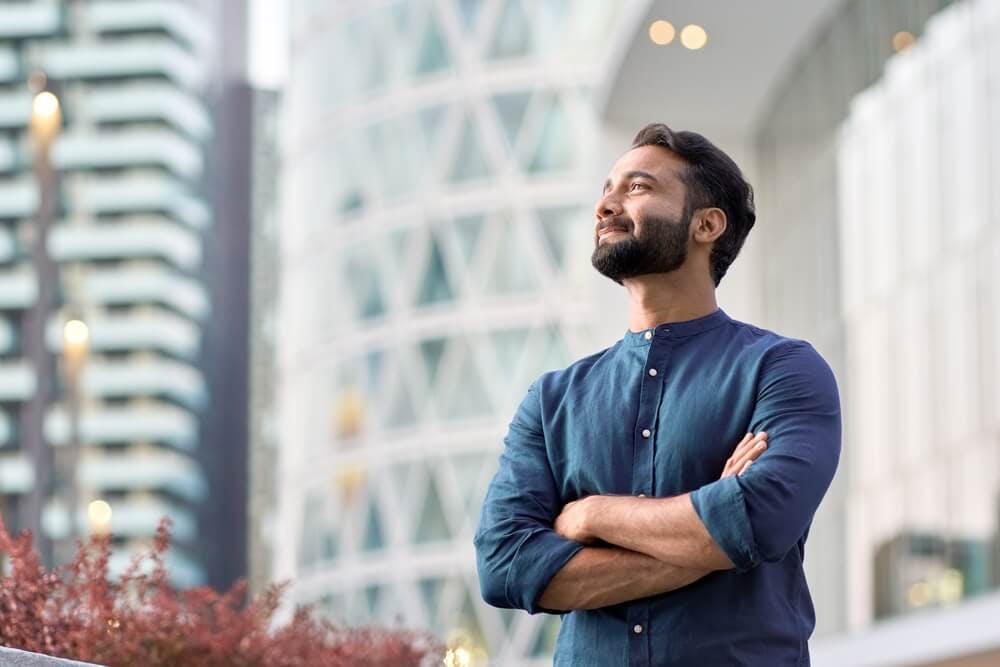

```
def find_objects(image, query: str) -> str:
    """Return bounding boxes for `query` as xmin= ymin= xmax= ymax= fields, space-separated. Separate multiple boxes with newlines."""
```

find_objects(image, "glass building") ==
xmin=267 ymin=0 xmax=1000 ymax=664
xmin=0 ymin=1 xmax=250 ymax=590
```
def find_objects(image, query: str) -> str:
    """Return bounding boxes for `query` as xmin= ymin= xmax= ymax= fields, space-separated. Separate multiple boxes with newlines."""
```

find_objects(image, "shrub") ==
xmin=0 ymin=518 xmax=442 ymax=666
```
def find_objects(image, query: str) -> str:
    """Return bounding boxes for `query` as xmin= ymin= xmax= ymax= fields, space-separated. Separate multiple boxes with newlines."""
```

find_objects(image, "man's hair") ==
xmin=631 ymin=123 xmax=756 ymax=286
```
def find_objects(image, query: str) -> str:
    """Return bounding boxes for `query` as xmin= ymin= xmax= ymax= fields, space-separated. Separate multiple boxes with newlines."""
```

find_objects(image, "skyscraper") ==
xmin=0 ymin=1 xmax=249 ymax=590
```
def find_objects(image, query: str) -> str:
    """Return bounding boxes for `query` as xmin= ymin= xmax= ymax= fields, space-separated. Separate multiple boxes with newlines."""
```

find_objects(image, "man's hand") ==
xmin=554 ymin=496 xmax=599 ymax=544
xmin=720 ymin=431 xmax=767 ymax=478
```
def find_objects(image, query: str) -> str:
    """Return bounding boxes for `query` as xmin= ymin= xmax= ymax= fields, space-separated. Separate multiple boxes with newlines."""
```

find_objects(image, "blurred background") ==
xmin=0 ymin=1 xmax=998 ymax=665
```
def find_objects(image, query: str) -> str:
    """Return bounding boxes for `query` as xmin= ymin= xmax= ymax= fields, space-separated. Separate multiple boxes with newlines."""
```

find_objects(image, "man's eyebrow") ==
xmin=603 ymin=170 xmax=660 ymax=192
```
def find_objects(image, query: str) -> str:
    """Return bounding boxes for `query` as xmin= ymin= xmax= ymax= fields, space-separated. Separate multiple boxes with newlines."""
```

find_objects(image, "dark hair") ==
xmin=631 ymin=123 xmax=756 ymax=286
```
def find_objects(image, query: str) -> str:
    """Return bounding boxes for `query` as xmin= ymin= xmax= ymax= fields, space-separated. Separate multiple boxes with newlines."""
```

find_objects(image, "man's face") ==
xmin=591 ymin=145 xmax=694 ymax=283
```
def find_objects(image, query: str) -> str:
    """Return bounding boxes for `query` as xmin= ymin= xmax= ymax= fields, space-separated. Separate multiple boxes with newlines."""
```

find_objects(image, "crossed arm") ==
xmin=474 ymin=341 xmax=842 ymax=615
xmin=537 ymin=433 xmax=767 ymax=611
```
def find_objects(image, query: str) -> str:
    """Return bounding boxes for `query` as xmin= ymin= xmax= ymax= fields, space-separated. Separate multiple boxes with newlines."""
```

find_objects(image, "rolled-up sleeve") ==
xmin=474 ymin=381 xmax=584 ymax=614
xmin=691 ymin=340 xmax=842 ymax=571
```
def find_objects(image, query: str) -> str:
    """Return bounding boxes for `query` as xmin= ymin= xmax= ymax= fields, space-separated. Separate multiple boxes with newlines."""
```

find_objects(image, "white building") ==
xmin=268 ymin=0 xmax=1000 ymax=664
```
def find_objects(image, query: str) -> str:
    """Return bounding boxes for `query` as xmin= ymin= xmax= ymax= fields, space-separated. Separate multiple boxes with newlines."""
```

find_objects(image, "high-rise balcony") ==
xmin=0 ymin=266 xmax=37 ymax=310
xmin=88 ymin=1 xmax=210 ymax=54
xmin=0 ymin=49 xmax=19 ymax=84
xmin=0 ymin=453 xmax=32 ymax=493
xmin=81 ymin=359 xmax=207 ymax=409
xmin=89 ymin=84 xmax=212 ymax=141
xmin=41 ymin=40 xmax=205 ymax=90
xmin=49 ymin=219 xmax=202 ymax=270
xmin=45 ymin=309 xmax=201 ymax=359
xmin=70 ymin=177 xmax=210 ymax=230
xmin=0 ymin=3 xmax=62 ymax=40
xmin=0 ymin=360 xmax=33 ymax=401
xmin=82 ymin=266 xmax=209 ymax=320
xmin=45 ymin=401 xmax=199 ymax=450
xmin=79 ymin=451 xmax=206 ymax=503
xmin=54 ymin=130 xmax=203 ymax=181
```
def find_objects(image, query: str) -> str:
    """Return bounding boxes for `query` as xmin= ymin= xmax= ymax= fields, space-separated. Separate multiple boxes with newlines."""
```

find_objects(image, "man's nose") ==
xmin=595 ymin=192 xmax=622 ymax=220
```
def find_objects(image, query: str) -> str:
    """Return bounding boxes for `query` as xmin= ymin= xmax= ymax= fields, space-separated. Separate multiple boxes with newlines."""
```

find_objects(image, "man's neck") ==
xmin=622 ymin=270 xmax=718 ymax=332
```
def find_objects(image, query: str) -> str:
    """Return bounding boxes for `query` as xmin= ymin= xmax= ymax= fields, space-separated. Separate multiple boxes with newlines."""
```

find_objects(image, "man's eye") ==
xmin=630 ymin=182 xmax=647 ymax=191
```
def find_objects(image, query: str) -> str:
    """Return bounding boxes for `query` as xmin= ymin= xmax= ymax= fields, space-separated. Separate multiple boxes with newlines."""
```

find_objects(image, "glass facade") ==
xmin=275 ymin=1 xmax=633 ymax=663
xmin=837 ymin=0 xmax=1000 ymax=630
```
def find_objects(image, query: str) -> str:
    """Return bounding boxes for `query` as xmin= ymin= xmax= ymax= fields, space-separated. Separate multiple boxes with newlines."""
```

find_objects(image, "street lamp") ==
xmin=19 ymin=75 xmax=63 ymax=565
xmin=62 ymin=317 xmax=89 ymax=546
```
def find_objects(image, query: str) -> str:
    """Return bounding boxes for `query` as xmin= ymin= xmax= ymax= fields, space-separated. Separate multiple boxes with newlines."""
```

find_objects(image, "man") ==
xmin=474 ymin=124 xmax=841 ymax=666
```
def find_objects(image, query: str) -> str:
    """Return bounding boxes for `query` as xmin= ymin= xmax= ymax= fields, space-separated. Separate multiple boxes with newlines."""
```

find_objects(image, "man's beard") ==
xmin=590 ymin=207 xmax=692 ymax=284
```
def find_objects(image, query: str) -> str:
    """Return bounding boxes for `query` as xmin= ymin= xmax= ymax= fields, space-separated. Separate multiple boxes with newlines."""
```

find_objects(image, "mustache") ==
xmin=596 ymin=216 xmax=634 ymax=235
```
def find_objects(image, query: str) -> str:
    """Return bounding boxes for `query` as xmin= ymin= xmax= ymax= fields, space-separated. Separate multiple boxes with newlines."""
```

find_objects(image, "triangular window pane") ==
xmin=452 ymin=214 xmax=485 ymax=266
xmin=361 ymin=496 xmax=386 ymax=552
xmin=416 ymin=234 xmax=456 ymax=306
xmin=386 ymin=375 xmax=417 ymax=428
xmin=419 ymin=104 xmax=447 ymax=150
xmin=536 ymin=205 xmax=582 ymax=269
xmin=419 ymin=337 xmax=448 ymax=388
xmin=538 ymin=324 xmax=571 ymax=372
xmin=445 ymin=343 xmax=492 ymax=419
xmin=448 ymin=114 xmax=493 ymax=183
xmin=490 ymin=327 xmax=530 ymax=379
xmin=456 ymin=585 xmax=488 ymax=648
xmin=415 ymin=12 xmax=452 ymax=75
xmin=526 ymin=96 xmax=574 ymax=173
xmin=492 ymin=92 xmax=531 ymax=148
xmin=344 ymin=249 xmax=386 ymax=320
xmin=418 ymin=577 xmax=446 ymax=629
xmin=489 ymin=0 xmax=533 ymax=60
xmin=484 ymin=216 xmax=537 ymax=295
xmin=535 ymin=0 xmax=569 ymax=56
xmin=451 ymin=452 xmax=491 ymax=516
xmin=364 ymin=584 xmax=382 ymax=620
xmin=388 ymin=461 xmax=415 ymax=509
xmin=415 ymin=472 xmax=452 ymax=543
xmin=457 ymin=0 xmax=483 ymax=32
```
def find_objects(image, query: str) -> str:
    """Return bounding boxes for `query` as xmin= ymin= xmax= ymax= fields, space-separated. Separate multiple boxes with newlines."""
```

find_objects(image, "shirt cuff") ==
xmin=506 ymin=529 xmax=585 ymax=614
xmin=690 ymin=476 xmax=760 ymax=572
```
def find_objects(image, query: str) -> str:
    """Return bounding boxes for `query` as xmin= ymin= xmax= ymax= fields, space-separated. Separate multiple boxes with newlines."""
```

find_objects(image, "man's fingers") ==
xmin=727 ymin=432 xmax=768 ymax=473
xmin=738 ymin=460 xmax=754 ymax=476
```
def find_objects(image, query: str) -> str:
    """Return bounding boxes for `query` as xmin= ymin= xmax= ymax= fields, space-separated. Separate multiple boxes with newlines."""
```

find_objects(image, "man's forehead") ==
xmin=607 ymin=144 xmax=685 ymax=182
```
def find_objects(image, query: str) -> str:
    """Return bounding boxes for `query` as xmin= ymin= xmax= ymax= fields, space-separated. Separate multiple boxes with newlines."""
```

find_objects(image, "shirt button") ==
xmin=644 ymin=331 xmax=652 ymax=341
xmin=641 ymin=428 xmax=651 ymax=438
xmin=648 ymin=368 xmax=657 ymax=377
xmin=633 ymin=624 xmax=643 ymax=634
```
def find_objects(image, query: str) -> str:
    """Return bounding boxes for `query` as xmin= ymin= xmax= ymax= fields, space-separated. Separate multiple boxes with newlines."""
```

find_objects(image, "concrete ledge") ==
xmin=811 ymin=590 xmax=1000 ymax=667
xmin=0 ymin=647 xmax=105 ymax=667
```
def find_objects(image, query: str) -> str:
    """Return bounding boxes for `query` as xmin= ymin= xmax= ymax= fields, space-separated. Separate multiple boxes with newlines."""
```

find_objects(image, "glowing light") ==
xmin=444 ymin=647 xmax=471 ymax=667
xmin=32 ymin=91 xmax=60 ymax=119
xmin=907 ymin=581 xmax=931 ymax=608
xmin=64 ymin=319 xmax=90 ymax=347
xmin=892 ymin=31 xmax=915 ymax=52
xmin=88 ymin=500 xmax=112 ymax=533
xmin=648 ymin=20 xmax=675 ymax=46
xmin=680 ymin=24 xmax=708 ymax=50
xmin=937 ymin=568 xmax=964 ymax=604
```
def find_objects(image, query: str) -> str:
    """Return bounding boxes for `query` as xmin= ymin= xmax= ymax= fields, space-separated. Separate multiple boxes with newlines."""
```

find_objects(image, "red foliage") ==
xmin=0 ymin=518 xmax=443 ymax=666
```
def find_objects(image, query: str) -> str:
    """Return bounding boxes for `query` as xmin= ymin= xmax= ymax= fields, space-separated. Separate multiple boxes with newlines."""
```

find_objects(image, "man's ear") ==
xmin=693 ymin=208 xmax=727 ymax=245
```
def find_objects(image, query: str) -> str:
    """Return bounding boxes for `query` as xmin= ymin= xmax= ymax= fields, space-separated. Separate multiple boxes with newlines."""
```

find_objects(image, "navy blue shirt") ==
xmin=474 ymin=308 xmax=841 ymax=666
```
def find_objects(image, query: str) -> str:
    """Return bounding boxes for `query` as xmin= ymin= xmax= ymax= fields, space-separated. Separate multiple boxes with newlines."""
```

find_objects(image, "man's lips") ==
xmin=598 ymin=226 xmax=629 ymax=239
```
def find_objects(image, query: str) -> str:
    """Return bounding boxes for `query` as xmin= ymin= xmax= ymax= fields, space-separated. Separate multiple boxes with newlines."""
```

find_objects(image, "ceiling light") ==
xmin=648 ymin=20 xmax=675 ymax=46
xmin=680 ymin=24 xmax=708 ymax=50
xmin=892 ymin=31 xmax=915 ymax=53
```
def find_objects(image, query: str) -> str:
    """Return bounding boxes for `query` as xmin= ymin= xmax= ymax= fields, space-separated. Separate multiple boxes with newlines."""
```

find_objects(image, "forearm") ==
xmin=537 ymin=545 xmax=709 ymax=611
xmin=588 ymin=494 xmax=734 ymax=571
